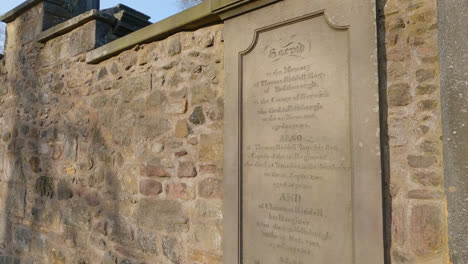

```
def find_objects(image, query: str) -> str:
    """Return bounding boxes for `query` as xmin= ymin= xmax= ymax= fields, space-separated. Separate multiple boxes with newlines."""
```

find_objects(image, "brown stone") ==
xmin=411 ymin=172 xmax=443 ymax=186
xmin=198 ymin=178 xmax=222 ymax=199
xmin=174 ymin=120 xmax=189 ymax=138
xmin=187 ymin=137 xmax=198 ymax=145
xmin=139 ymin=179 xmax=163 ymax=196
xmin=175 ymin=150 xmax=187 ymax=157
xmin=416 ymin=69 xmax=436 ymax=82
xmin=166 ymin=182 xmax=192 ymax=200
xmin=165 ymin=100 xmax=187 ymax=114
xmin=189 ymin=249 xmax=222 ymax=264
xmin=407 ymin=155 xmax=437 ymax=168
xmin=199 ymin=134 xmax=223 ymax=162
xmin=407 ymin=189 xmax=444 ymax=200
xmin=178 ymin=162 xmax=197 ymax=177
xmin=141 ymin=164 xmax=168 ymax=177
xmin=392 ymin=205 xmax=407 ymax=246
xmin=388 ymin=83 xmax=411 ymax=106
xmin=416 ymin=84 xmax=436 ymax=95
xmin=410 ymin=204 xmax=444 ymax=255
xmin=418 ymin=99 xmax=438 ymax=111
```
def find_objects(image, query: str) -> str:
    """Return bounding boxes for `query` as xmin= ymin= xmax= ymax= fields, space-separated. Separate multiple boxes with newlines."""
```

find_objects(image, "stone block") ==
xmin=137 ymin=199 xmax=188 ymax=231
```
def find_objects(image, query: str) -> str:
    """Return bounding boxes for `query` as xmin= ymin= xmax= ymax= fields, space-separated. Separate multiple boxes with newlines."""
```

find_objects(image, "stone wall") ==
xmin=379 ymin=0 xmax=450 ymax=263
xmin=0 ymin=3 xmax=224 ymax=263
xmin=0 ymin=0 xmax=458 ymax=263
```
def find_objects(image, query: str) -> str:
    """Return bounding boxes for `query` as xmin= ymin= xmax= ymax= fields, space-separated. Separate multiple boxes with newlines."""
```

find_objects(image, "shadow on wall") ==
xmin=376 ymin=0 xmax=391 ymax=263
xmin=0 ymin=42 xmax=137 ymax=263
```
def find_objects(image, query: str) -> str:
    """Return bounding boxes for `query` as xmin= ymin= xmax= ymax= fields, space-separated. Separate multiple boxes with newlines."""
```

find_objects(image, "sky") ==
xmin=0 ymin=0 xmax=186 ymax=53
xmin=0 ymin=0 xmax=182 ymax=22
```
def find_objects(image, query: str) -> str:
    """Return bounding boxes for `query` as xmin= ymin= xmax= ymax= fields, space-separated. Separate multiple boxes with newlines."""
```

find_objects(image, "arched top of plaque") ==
xmin=240 ymin=10 xmax=349 ymax=57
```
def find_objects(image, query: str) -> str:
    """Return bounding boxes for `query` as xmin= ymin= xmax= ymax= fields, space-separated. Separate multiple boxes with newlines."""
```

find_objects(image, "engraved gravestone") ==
xmin=241 ymin=13 xmax=352 ymax=263
xmin=224 ymin=0 xmax=384 ymax=263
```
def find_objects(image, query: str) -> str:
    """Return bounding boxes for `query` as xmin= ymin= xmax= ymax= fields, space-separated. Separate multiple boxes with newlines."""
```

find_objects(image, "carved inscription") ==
xmin=241 ymin=15 xmax=352 ymax=263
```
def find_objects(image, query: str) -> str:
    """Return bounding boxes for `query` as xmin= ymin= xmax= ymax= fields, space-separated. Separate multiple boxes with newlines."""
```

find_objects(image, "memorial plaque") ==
xmin=223 ymin=1 xmax=384 ymax=264
xmin=241 ymin=12 xmax=351 ymax=263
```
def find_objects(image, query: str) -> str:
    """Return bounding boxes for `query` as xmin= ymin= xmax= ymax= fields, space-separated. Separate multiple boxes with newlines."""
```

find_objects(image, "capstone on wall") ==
xmin=0 ymin=3 xmax=224 ymax=263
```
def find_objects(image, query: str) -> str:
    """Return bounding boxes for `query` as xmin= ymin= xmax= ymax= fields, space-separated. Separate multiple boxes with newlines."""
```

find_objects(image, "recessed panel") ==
xmin=241 ymin=14 xmax=352 ymax=264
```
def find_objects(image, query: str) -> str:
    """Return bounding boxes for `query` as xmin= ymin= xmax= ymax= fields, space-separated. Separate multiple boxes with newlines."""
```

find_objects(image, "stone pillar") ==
xmin=438 ymin=0 xmax=468 ymax=263
xmin=379 ymin=0 xmax=450 ymax=262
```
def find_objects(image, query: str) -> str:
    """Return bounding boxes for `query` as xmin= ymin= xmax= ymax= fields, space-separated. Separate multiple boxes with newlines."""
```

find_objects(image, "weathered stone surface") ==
xmin=137 ymin=200 xmax=188 ymax=231
xmin=163 ymin=236 xmax=181 ymax=264
xmin=407 ymin=155 xmax=437 ymax=168
xmin=410 ymin=205 xmax=444 ymax=256
xmin=165 ymin=100 xmax=187 ymax=114
xmin=177 ymin=162 xmax=197 ymax=178
xmin=199 ymin=134 xmax=222 ymax=162
xmin=388 ymin=84 xmax=411 ymax=106
xmin=189 ymin=106 xmax=205 ymax=125
xmin=141 ymin=164 xmax=168 ymax=177
xmin=168 ymin=39 xmax=182 ymax=56
xmin=198 ymin=178 xmax=222 ymax=199
xmin=146 ymin=90 xmax=166 ymax=108
xmin=57 ymin=180 xmax=73 ymax=200
xmin=35 ymin=176 xmax=54 ymax=198
xmin=14 ymin=226 xmax=31 ymax=252
xmin=139 ymin=179 xmax=163 ymax=196
xmin=411 ymin=172 xmax=443 ymax=187
xmin=0 ymin=7 xmax=224 ymax=262
xmin=407 ymin=190 xmax=444 ymax=200
xmin=174 ymin=120 xmax=189 ymax=139
xmin=192 ymin=224 xmax=222 ymax=251
xmin=166 ymin=182 xmax=193 ymax=200
xmin=137 ymin=229 xmax=158 ymax=255
xmin=191 ymin=85 xmax=215 ymax=105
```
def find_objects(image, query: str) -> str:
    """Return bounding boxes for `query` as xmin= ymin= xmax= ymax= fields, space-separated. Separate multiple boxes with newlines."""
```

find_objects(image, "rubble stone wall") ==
xmin=379 ymin=0 xmax=450 ymax=263
xmin=0 ymin=4 xmax=224 ymax=263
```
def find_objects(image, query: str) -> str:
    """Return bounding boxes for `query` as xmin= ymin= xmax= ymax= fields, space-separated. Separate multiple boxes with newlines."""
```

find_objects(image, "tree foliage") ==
xmin=177 ymin=0 xmax=205 ymax=9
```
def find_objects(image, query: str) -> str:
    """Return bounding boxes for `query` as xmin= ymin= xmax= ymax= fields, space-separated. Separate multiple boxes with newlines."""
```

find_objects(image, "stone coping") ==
xmin=0 ymin=0 xmax=42 ymax=22
xmin=86 ymin=0 xmax=282 ymax=64
xmin=37 ymin=9 xmax=115 ymax=43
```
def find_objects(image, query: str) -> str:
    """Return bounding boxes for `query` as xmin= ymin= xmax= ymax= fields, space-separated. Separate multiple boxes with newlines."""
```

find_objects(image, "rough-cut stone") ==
xmin=137 ymin=200 xmax=188 ymax=231
xmin=139 ymin=179 xmax=163 ymax=196
xmin=416 ymin=69 xmax=436 ymax=82
xmin=407 ymin=190 xmax=444 ymax=200
xmin=146 ymin=90 xmax=166 ymax=108
xmin=57 ymin=180 xmax=73 ymax=200
xmin=177 ymin=162 xmax=197 ymax=178
xmin=137 ymin=229 xmax=158 ymax=255
xmin=194 ymin=199 xmax=222 ymax=219
xmin=141 ymin=164 xmax=168 ymax=177
xmin=388 ymin=83 xmax=411 ymax=106
xmin=198 ymin=178 xmax=222 ymax=199
xmin=192 ymin=224 xmax=221 ymax=251
xmin=189 ymin=106 xmax=206 ymax=125
xmin=407 ymin=155 xmax=437 ymax=168
xmin=165 ymin=100 xmax=187 ymax=114
xmin=14 ymin=226 xmax=31 ymax=252
xmin=410 ymin=205 xmax=444 ymax=256
xmin=168 ymin=39 xmax=182 ymax=56
xmin=174 ymin=120 xmax=189 ymax=139
xmin=191 ymin=85 xmax=216 ymax=105
xmin=199 ymin=134 xmax=222 ymax=162
xmin=411 ymin=172 xmax=443 ymax=187
xmin=163 ymin=237 xmax=181 ymax=264
xmin=35 ymin=176 xmax=54 ymax=198
xmin=189 ymin=249 xmax=222 ymax=264
xmin=167 ymin=182 xmax=192 ymax=200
